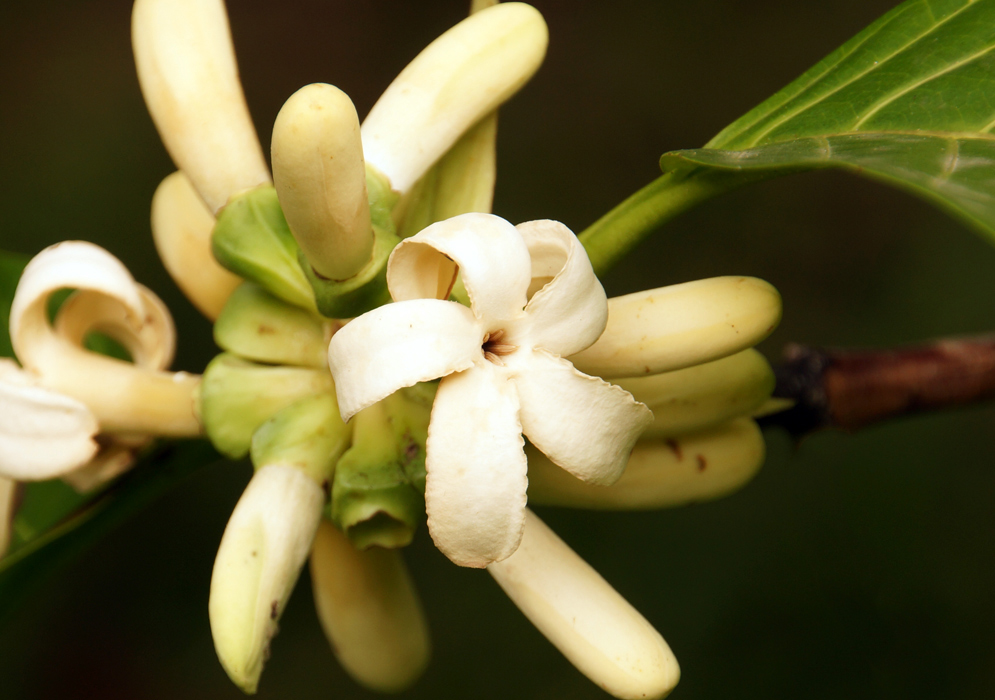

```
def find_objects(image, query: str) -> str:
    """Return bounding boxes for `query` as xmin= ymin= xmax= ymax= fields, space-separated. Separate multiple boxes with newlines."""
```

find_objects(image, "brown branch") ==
xmin=759 ymin=335 xmax=995 ymax=437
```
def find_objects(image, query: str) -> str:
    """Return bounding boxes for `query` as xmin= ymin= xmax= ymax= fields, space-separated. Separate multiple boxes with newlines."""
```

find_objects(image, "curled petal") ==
xmin=514 ymin=219 xmax=607 ymax=357
xmin=527 ymin=419 xmax=766 ymax=510
xmin=489 ymin=509 xmax=680 ymax=699
xmin=132 ymin=0 xmax=270 ymax=213
xmin=388 ymin=213 xmax=531 ymax=324
xmin=210 ymin=464 xmax=325 ymax=693
xmin=0 ymin=360 xmax=99 ymax=481
xmin=151 ymin=171 xmax=241 ymax=320
xmin=54 ymin=285 xmax=176 ymax=371
xmin=310 ymin=520 xmax=431 ymax=692
xmin=10 ymin=242 xmax=201 ymax=436
xmin=361 ymin=2 xmax=548 ymax=193
xmin=328 ymin=299 xmax=480 ymax=421
xmin=569 ymin=277 xmax=782 ymax=378
xmin=512 ymin=349 xmax=651 ymax=485
xmin=425 ymin=364 xmax=527 ymax=568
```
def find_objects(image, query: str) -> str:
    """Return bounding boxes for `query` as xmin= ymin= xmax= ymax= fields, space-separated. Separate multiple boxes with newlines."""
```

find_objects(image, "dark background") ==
xmin=3 ymin=1 xmax=995 ymax=698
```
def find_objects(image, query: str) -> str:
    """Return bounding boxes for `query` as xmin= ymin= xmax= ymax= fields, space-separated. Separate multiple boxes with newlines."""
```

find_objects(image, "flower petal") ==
xmin=61 ymin=439 xmax=149 ymax=493
xmin=10 ymin=242 xmax=201 ymax=436
xmin=151 ymin=171 xmax=241 ymax=320
xmin=388 ymin=213 xmax=531 ymax=324
xmin=511 ymin=349 xmax=651 ymax=485
xmin=328 ymin=299 xmax=480 ymax=422
xmin=310 ymin=519 xmax=431 ymax=693
xmin=527 ymin=418 xmax=766 ymax=510
xmin=425 ymin=364 xmax=527 ymax=568
xmin=514 ymin=219 xmax=607 ymax=357
xmin=569 ymin=277 xmax=782 ymax=378
xmin=360 ymin=2 xmax=547 ymax=193
xmin=488 ymin=509 xmax=680 ymax=699
xmin=0 ymin=360 xmax=99 ymax=481
xmin=132 ymin=0 xmax=270 ymax=213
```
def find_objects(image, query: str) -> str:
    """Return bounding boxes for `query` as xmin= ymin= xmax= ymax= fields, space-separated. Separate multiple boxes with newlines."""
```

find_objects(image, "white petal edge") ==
xmin=0 ymin=360 xmax=99 ymax=481
xmin=209 ymin=464 xmax=324 ymax=693
xmin=514 ymin=219 xmax=607 ymax=357
xmin=61 ymin=439 xmax=148 ymax=493
xmin=425 ymin=363 xmax=527 ymax=568
xmin=151 ymin=171 xmax=241 ymax=320
xmin=10 ymin=243 xmax=201 ymax=436
xmin=388 ymin=213 xmax=531 ymax=324
xmin=511 ymin=349 xmax=651 ymax=485
xmin=132 ymin=0 xmax=270 ymax=213
xmin=526 ymin=418 xmax=766 ymax=510
xmin=569 ymin=277 xmax=782 ymax=378
xmin=361 ymin=2 xmax=547 ymax=193
xmin=488 ymin=509 xmax=680 ymax=700
xmin=310 ymin=519 xmax=431 ymax=693
xmin=328 ymin=299 xmax=480 ymax=422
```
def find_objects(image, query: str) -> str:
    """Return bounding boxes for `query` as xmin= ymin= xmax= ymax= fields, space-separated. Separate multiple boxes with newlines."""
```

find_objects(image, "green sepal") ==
xmin=250 ymin=393 xmax=351 ymax=485
xmin=366 ymin=165 xmax=400 ymax=235
xmin=211 ymin=186 xmax=317 ymax=311
xmin=214 ymin=282 xmax=333 ymax=369
xmin=330 ymin=391 xmax=431 ymax=550
xmin=198 ymin=353 xmax=334 ymax=459
xmin=300 ymin=223 xmax=397 ymax=319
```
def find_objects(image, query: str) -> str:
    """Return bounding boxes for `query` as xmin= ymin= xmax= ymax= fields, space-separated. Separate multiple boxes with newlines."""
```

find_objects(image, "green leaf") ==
xmin=0 ymin=441 xmax=220 ymax=624
xmin=581 ymin=0 xmax=995 ymax=274
xmin=709 ymin=0 xmax=995 ymax=149
xmin=0 ymin=250 xmax=28 ymax=359
xmin=661 ymin=131 xmax=995 ymax=238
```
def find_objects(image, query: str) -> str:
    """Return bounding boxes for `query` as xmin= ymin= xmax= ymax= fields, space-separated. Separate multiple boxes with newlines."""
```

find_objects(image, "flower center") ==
xmin=482 ymin=329 xmax=517 ymax=366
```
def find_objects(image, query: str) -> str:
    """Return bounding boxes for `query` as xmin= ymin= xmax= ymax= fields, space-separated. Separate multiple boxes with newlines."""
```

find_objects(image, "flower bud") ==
xmin=209 ymin=464 xmax=325 ymax=693
xmin=570 ymin=277 xmax=781 ymax=378
xmin=272 ymin=84 xmax=374 ymax=282
xmin=361 ymin=2 xmax=548 ymax=193
xmin=132 ymin=0 xmax=270 ymax=213
xmin=489 ymin=509 xmax=680 ymax=699
xmin=527 ymin=418 xmax=765 ymax=509
xmin=310 ymin=520 xmax=431 ymax=692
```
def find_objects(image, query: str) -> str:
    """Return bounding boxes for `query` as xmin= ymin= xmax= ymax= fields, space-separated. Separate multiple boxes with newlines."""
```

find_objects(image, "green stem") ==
xmin=578 ymin=170 xmax=731 ymax=277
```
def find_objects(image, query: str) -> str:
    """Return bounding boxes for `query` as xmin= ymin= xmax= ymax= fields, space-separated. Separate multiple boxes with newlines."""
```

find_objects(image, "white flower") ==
xmin=0 ymin=241 xmax=201 ymax=489
xmin=327 ymin=213 xmax=653 ymax=568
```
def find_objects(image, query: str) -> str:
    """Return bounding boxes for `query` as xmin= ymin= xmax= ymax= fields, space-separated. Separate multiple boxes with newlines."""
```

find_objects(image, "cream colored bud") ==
xmin=527 ymin=418 xmax=765 ymax=510
xmin=133 ymin=0 xmax=270 ymax=213
xmin=570 ymin=277 xmax=781 ymax=378
xmin=616 ymin=349 xmax=774 ymax=438
xmin=0 ymin=476 xmax=16 ymax=556
xmin=209 ymin=464 xmax=325 ymax=693
xmin=272 ymin=84 xmax=374 ymax=281
xmin=310 ymin=520 xmax=431 ymax=692
xmin=489 ymin=509 xmax=680 ymax=699
xmin=361 ymin=2 xmax=547 ymax=193
xmin=151 ymin=171 xmax=242 ymax=320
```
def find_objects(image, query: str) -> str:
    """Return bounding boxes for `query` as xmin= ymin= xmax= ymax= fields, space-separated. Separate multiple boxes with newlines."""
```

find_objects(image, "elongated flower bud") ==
xmin=616 ymin=349 xmax=774 ymax=438
xmin=132 ymin=0 xmax=270 ymax=213
xmin=209 ymin=464 xmax=325 ymax=693
xmin=489 ymin=509 xmax=680 ymax=699
xmin=527 ymin=418 xmax=765 ymax=510
xmin=361 ymin=2 xmax=547 ymax=193
xmin=569 ymin=277 xmax=781 ymax=378
xmin=310 ymin=520 xmax=431 ymax=692
xmin=272 ymin=84 xmax=374 ymax=281
xmin=0 ymin=476 xmax=15 ymax=556
xmin=151 ymin=171 xmax=241 ymax=320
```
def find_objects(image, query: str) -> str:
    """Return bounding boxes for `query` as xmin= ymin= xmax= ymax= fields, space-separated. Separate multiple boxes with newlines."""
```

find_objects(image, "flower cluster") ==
xmin=0 ymin=1 xmax=782 ymax=698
